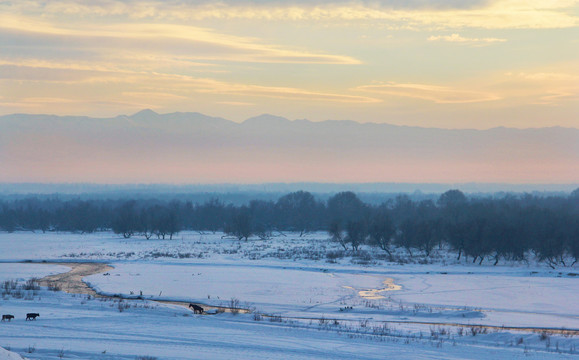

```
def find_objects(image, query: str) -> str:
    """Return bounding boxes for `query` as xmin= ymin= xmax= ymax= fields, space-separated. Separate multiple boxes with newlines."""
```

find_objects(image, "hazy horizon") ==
xmin=1 ymin=110 xmax=577 ymax=184
xmin=2 ymin=181 xmax=577 ymax=193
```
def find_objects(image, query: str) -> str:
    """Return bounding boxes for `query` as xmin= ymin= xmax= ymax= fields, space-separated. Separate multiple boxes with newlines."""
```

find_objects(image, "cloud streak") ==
xmin=356 ymin=68 xmax=579 ymax=108
xmin=500 ymin=71 xmax=579 ymax=105
xmin=5 ymin=0 xmax=579 ymax=29
xmin=356 ymin=82 xmax=501 ymax=104
xmin=0 ymin=62 xmax=381 ymax=110
xmin=428 ymin=33 xmax=507 ymax=45
xmin=0 ymin=15 xmax=360 ymax=65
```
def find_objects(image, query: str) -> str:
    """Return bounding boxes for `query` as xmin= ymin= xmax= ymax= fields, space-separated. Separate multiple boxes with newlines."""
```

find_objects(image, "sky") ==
xmin=1 ymin=0 xmax=578 ymax=129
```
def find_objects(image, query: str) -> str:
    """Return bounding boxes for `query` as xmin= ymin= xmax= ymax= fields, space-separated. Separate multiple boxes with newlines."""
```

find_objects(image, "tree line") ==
xmin=0 ymin=189 xmax=577 ymax=266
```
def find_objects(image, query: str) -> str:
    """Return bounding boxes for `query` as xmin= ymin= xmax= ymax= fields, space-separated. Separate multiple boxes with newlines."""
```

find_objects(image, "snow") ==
xmin=0 ymin=231 xmax=578 ymax=359
xmin=1 ymin=288 xmax=576 ymax=360
xmin=86 ymin=262 xmax=387 ymax=314
xmin=389 ymin=272 xmax=579 ymax=329
xmin=0 ymin=347 xmax=25 ymax=360
xmin=0 ymin=263 xmax=70 ymax=283
xmin=81 ymin=261 xmax=578 ymax=330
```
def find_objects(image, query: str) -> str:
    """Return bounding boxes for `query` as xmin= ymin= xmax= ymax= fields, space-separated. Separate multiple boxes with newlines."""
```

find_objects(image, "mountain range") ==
xmin=1 ymin=110 xmax=577 ymax=184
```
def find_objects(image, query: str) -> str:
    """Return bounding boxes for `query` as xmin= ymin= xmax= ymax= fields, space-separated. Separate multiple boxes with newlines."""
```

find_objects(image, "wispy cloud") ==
xmin=500 ymin=71 xmax=579 ymax=105
xmin=140 ymin=72 xmax=382 ymax=103
xmin=0 ymin=97 xmax=78 ymax=109
xmin=356 ymin=68 xmax=579 ymax=107
xmin=428 ymin=33 xmax=507 ymax=45
xmin=216 ymin=101 xmax=255 ymax=106
xmin=5 ymin=0 xmax=579 ymax=29
xmin=356 ymin=82 xmax=501 ymax=104
xmin=209 ymin=84 xmax=382 ymax=103
xmin=0 ymin=15 xmax=361 ymax=65
xmin=0 ymin=62 xmax=381 ymax=109
xmin=121 ymin=92 xmax=188 ymax=101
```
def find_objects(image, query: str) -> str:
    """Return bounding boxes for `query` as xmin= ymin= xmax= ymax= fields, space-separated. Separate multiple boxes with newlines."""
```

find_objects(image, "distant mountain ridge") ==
xmin=3 ymin=109 xmax=576 ymax=130
xmin=1 ymin=110 xmax=577 ymax=184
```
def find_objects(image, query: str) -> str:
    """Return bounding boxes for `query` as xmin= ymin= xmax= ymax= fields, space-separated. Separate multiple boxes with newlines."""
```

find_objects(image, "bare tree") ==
xmin=329 ymin=220 xmax=348 ymax=250
xmin=345 ymin=220 xmax=367 ymax=252
xmin=368 ymin=213 xmax=395 ymax=258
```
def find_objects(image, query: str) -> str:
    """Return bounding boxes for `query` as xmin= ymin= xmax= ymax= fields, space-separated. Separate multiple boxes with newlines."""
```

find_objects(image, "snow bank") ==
xmin=0 ymin=347 xmax=24 ymax=360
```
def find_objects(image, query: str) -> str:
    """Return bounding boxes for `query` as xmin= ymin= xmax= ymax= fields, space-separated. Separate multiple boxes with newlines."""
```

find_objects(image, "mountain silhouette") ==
xmin=1 ymin=111 xmax=577 ymax=183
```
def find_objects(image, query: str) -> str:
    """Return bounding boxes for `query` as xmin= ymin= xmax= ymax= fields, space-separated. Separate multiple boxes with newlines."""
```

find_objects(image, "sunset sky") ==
xmin=1 ymin=0 xmax=578 ymax=129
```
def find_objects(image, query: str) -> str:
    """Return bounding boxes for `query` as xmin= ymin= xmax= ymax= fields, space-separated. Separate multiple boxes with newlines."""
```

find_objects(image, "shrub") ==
xmin=23 ymin=278 xmax=40 ymax=291
xmin=229 ymin=298 xmax=240 ymax=315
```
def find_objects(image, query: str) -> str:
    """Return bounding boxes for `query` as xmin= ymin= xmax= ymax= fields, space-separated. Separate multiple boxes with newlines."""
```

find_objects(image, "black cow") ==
xmin=26 ymin=313 xmax=40 ymax=321
xmin=189 ymin=304 xmax=204 ymax=314
xmin=1 ymin=314 xmax=14 ymax=322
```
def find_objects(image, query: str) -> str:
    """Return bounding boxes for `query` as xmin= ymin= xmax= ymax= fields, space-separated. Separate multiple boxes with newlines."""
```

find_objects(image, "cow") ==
xmin=1 ymin=314 xmax=14 ymax=322
xmin=189 ymin=304 xmax=204 ymax=314
xmin=25 ymin=313 xmax=40 ymax=321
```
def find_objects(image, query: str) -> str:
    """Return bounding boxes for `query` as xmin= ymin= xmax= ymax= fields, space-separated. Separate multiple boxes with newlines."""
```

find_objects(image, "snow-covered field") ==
xmin=0 ymin=231 xmax=577 ymax=359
